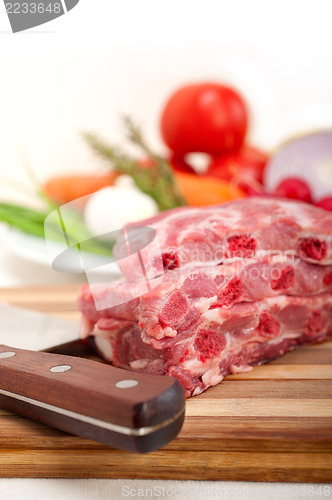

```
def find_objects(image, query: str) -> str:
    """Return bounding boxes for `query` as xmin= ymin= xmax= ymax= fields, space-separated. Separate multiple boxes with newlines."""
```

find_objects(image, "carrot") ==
xmin=174 ymin=171 xmax=246 ymax=206
xmin=43 ymin=173 xmax=120 ymax=205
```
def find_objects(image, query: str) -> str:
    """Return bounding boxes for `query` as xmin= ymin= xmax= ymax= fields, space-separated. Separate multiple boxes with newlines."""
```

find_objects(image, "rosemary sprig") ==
xmin=83 ymin=118 xmax=186 ymax=211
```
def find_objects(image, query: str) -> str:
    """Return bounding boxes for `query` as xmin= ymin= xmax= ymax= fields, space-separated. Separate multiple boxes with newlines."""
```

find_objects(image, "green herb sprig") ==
xmin=84 ymin=117 xmax=186 ymax=211
xmin=0 ymin=202 xmax=111 ymax=256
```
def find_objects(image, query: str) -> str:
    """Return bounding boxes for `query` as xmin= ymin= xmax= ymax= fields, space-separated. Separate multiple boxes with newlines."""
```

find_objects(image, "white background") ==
xmin=0 ymin=0 xmax=331 ymax=207
xmin=0 ymin=0 xmax=332 ymax=286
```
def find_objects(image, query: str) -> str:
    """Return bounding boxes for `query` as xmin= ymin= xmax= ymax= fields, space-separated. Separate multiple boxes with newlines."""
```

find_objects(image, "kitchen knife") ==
xmin=0 ymin=304 xmax=185 ymax=453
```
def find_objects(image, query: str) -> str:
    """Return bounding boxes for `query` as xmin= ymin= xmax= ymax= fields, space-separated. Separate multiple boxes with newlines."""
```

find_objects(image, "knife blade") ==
xmin=0 ymin=304 xmax=185 ymax=453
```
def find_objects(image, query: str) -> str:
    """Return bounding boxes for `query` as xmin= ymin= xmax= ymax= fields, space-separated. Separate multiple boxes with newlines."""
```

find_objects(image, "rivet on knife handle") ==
xmin=0 ymin=345 xmax=185 ymax=453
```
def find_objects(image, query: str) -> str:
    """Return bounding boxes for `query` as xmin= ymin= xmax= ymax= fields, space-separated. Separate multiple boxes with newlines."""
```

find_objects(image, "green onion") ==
xmin=0 ymin=202 xmax=112 ymax=256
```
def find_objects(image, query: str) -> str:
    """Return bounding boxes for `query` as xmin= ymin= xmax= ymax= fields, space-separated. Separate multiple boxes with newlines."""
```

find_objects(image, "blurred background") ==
xmin=0 ymin=0 xmax=331 ymax=286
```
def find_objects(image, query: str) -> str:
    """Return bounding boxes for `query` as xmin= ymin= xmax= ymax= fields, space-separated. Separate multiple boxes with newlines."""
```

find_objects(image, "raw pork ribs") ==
xmin=78 ymin=198 xmax=332 ymax=397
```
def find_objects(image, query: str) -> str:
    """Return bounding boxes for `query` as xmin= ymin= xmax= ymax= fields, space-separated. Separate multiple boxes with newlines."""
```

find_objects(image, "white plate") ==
xmin=1 ymin=227 xmax=121 ymax=277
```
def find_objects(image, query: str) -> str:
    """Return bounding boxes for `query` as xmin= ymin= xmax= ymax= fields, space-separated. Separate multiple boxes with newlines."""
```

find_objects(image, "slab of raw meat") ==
xmin=113 ymin=197 xmax=332 ymax=281
xmin=79 ymin=291 xmax=332 ymax=397
xmin=78 ymin=255 xmax=332 ymax=340
xmin=78 ymin=197 xmax=332 ymax=397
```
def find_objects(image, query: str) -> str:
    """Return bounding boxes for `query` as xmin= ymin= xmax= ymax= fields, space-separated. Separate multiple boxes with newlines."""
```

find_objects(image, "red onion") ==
xmin=264 ymin=130 xmax=332 ymax=201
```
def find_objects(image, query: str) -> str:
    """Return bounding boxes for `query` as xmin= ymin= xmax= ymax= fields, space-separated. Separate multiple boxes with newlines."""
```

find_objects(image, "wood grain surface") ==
xmin=0 ymin=285 xmax=331 ymax=482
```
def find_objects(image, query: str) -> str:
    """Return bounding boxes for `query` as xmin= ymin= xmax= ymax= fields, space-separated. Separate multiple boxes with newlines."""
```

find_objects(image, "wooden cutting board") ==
xmin=0 ymin=285 xmax=331 ymax=482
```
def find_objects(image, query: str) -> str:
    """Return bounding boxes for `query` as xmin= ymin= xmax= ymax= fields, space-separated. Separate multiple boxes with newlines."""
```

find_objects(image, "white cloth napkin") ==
xmin=0 ymin=479 xmax=330 ymax=500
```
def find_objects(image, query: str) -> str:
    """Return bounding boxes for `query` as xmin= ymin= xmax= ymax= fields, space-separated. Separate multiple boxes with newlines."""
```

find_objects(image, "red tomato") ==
xmin=316 ymin=197 xmax=332 ymax=211
xmin=168 ymin=153 xmax=196 ymax=174
xmin=207 ymin=145 xmax=268 ymax=195
xmin=275 ymin=177 xmax=312 ymax=203
xmin=160 ymin=83 xmax=248 ymax=155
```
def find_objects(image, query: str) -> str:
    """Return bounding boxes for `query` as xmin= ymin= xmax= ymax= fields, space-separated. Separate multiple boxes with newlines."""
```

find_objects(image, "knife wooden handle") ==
xmin=0 ymin=344 xmax=185 ymax=453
